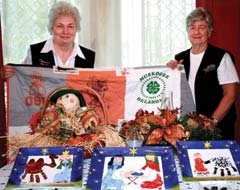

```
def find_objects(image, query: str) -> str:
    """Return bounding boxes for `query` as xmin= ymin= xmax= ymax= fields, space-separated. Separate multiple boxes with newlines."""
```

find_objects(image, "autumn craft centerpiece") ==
xmin=119 ymin=107 xmax=222 ymax=148
xmin=9 ymin=87 xmax=125 ymax=161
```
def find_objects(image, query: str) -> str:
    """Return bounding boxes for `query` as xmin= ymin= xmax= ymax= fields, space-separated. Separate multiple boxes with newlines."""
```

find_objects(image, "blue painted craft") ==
xmin=86 ymin=146 xmax=179 ymax=190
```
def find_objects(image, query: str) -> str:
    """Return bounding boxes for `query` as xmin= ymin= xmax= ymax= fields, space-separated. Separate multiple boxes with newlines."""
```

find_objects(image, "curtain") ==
xmin=72 ymin=0 xmax=196 ymax=68
xmin=0 ymin=14 xmax=7 ymax=168
xmin=79 ymin=0 xmax=122 ymax=68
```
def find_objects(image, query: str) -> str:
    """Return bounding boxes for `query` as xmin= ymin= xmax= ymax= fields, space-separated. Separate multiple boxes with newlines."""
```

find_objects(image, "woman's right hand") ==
xmin=166 ymin=59 xmax=184 ymax=70
xmin=1 ymin=65 xmax=15 ymax=80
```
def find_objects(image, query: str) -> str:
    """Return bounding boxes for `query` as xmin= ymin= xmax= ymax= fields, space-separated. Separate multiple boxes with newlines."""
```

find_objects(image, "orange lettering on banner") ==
xmin=25 ymin=95 xmax=33 ymax=106
xmin=25 ymin=95 xmax=45 ymax=106
xmin=34 ymin=95 xmax=42 ymax=106
xmin=67 ymin=71 xmax=126 ymax=125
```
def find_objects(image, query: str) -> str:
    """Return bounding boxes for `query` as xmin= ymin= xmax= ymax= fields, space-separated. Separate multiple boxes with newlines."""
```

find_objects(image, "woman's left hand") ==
xmin=1 ymin=65 xmax=15 ymax=80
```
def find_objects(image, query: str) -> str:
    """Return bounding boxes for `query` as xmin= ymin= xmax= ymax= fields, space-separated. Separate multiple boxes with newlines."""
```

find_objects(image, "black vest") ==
xmin=175 ymin=44 xmax=236 ymax=139
xmin=30 ymin=41 xmax=95 ymax=68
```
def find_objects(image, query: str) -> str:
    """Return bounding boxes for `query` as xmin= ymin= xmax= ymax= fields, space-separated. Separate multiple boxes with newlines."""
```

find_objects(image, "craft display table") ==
xmin=1 ymin=157 xmax=240 ymax=190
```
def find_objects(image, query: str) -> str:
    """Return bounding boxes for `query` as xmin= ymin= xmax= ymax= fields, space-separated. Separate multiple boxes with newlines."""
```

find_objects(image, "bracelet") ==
xmin=211 ymin=117 xmax=218 ymax=125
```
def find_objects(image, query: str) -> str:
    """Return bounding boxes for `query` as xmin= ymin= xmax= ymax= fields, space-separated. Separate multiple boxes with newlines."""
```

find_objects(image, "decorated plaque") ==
xmin=7 ymin=146 xmax=84 ymax=189
xmin=176 ymin=140 xmax=240 ymax=181
xmin=86 ymin=146 xmax=179 ymax=190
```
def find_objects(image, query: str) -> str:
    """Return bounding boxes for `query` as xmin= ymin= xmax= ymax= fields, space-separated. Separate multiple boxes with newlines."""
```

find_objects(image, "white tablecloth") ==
xmin=1 ymin=158 xmax=240 ymax=190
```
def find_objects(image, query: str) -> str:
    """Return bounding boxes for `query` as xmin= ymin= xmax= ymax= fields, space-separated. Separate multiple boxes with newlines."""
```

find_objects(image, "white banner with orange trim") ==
xmin=7 ymin=65 xmax=195 ymax=136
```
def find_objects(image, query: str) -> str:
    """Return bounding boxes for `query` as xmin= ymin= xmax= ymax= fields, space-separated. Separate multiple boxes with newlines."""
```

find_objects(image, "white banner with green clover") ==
xmin=7 ymin=65 xmax=195 ymax=134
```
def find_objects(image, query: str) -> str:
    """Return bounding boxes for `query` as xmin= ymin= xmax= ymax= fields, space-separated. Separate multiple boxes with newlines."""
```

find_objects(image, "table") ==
xmin=1 ymin=158 xmax=240 ymax=190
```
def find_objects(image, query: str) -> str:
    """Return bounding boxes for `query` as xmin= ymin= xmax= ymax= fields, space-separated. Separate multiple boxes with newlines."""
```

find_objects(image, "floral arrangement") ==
xmin=119 ymin=107 xmax=222 ymax=148
xmin=178 ymin=112 xmax=222 ymax=141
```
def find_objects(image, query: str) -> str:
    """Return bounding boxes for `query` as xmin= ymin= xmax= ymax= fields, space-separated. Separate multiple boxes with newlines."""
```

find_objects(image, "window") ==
xmin=0 ymin=0 xmax=80 ymax=64
xmin=0 ymin=0 xmax=195 ymax=67
xmin=121 ymin=0 xmax=196 ymax=67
